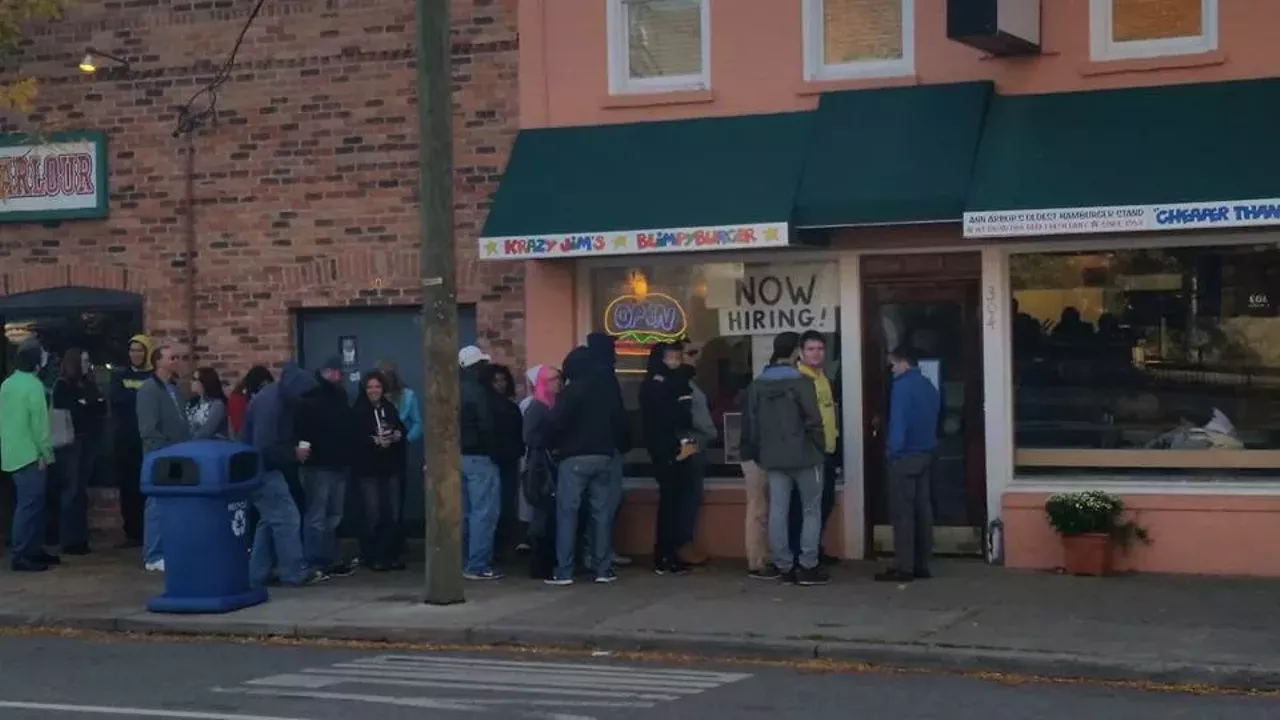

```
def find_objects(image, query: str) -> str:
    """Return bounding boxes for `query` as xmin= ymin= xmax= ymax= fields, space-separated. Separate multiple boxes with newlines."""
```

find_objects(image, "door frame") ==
xmin=856 ymin=257 xmax=988 ymax=559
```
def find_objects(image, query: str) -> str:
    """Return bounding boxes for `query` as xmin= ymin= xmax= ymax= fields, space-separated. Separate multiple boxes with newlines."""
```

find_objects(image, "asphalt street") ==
xmin=0 ymin=632 xmax=1277 ymax=719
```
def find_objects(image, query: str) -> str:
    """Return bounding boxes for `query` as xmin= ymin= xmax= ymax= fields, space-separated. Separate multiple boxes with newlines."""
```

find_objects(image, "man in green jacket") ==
xmin=1 ymin=338 xmax=57 ymax=572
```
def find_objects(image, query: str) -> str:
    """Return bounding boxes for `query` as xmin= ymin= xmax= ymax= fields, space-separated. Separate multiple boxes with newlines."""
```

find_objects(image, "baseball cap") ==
xmin=319 ymin=355 xmax=342 ymax=372
xmin=458 ymin=345 xmax=491 ymax=369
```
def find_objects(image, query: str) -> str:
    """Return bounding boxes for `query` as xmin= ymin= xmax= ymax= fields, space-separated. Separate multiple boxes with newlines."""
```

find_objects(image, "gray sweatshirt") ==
xmin=136 ymin=375 xmax=192 ymax=454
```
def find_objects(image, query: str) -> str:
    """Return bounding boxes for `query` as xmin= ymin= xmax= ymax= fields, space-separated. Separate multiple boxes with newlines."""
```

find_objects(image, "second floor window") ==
xmin=607 ymin=0 xmax=711 ymax=95
xmin=1091 ymin=0 xmax=1218 ymax=61
xmin=802 ymin=0 xmax=914 ymax=82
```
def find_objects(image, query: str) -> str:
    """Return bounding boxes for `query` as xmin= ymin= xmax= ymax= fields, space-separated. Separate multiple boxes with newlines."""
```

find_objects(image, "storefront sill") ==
xmin=794 ymin=74 xmax=920 ymax=96
xmin=1006 ymin=479 xmax=1280 ymax=498
xmin=1077 ymin=50 xmax=1227 ymax=78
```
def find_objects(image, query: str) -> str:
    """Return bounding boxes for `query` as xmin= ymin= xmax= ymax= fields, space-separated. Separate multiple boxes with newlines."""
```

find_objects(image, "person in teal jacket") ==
xmin=1 ymin=338 xmax=57 ymax=572
xmin=376 ymin=360 xmax=421 ymax=555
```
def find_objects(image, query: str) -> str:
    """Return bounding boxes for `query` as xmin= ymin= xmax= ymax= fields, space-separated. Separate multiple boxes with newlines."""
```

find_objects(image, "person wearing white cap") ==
xmin=457 ymin=345 xmax=503 ymax=580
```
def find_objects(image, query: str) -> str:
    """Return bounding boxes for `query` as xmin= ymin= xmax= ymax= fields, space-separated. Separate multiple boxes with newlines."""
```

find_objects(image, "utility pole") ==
xmin=416 ymin=0 xmax=463 ymax=604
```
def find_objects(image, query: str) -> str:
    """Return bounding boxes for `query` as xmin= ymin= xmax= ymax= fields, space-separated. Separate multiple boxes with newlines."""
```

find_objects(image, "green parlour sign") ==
xmin=0 ymin=130 xmax=109 ymax=223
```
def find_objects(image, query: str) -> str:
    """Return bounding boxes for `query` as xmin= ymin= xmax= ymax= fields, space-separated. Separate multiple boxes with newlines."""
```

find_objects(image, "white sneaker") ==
xmin=144 ymin=559 xmax=165 ymax=572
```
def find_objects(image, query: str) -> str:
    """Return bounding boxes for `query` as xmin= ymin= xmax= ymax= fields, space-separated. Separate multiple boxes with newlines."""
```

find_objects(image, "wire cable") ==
xmin=173 ymin=0 xmax=267 ymax=137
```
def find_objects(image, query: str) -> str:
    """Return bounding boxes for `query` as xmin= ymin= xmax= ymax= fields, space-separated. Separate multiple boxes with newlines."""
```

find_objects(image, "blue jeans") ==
xmin=53 ymin=438 xmax=93 ymax=549
xmin=767 ymin=466 xmax=823 ymax=572
xmin=582 ymin=453 xmax=624 ymax=566
xmin=143 ymin=496 xmax=163 ymax=565
xmin=301 ymin=467 xmax=347 ymax=569
xmin=10 ymin=463 xmax=47 ymax=561
xmin=555 ymin=454 xmax=615 ymax=579
xmin=461 ymin=455 xmax=501 ymax=575
xmin=249 ymin=470 xmax=308 ymax=586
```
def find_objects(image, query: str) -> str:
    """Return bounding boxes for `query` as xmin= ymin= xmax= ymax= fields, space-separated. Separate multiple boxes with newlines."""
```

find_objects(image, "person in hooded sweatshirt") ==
xmin=294 ymin=357 xmax=355 ymax=576
xmin=740 ymin=332 xmax=829 ymax=586
xmin=583 ymin=332 xmax=633 ymax=568
xmin=522 ymin=364 xmax=561 ymax=579
xmin=241 ymin=363 xmax=326 ymax=587
xmin=109 ymin=333 xmax=154 ymax=547
xmin=639 ymin=341 xmax=697 ymax=576
xmin=545 ymin=346 xmax=629 ymax=586
xmin=2 ymin=338 xmax=57 ymax=572
xmin=459 ymin=345 xmax=503 ymax=581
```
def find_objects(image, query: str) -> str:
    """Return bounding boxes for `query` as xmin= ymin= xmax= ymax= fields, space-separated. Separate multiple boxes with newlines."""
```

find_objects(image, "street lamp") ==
xmin=78 ymin=48 xmax=131 ymax=74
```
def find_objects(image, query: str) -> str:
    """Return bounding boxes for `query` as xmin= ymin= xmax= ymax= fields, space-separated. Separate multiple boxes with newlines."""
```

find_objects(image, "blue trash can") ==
xmin=141 ymin=440 xmax=269 ymax=614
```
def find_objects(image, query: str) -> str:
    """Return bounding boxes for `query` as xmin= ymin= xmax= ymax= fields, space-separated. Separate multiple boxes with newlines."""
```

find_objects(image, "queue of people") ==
xmin=3 ymin=328 xmax=940 ymax=588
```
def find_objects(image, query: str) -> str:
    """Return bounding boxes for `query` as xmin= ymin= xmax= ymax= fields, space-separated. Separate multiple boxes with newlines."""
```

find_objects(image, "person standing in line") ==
xmin=2 ymin=338 xmax=57 ymax=572
xmin=109 ymin=334 xmax=153 ymax=548
xmin=741 ymin=332 xmax=828 ymax=586
xmin=136 ymin=345 xmax=192 ymax=573
xmin=584 ymin=332 xmax=633 ymax=568
xmin=186 ymin=367 xmax=229 ymax=439
xmin=639 ymin=341 xmax=697 ymax=576
xmin=227 ymin=365 xmax=273 ymax=440
xmin=482 ymin=363 xmax=526 ymax=558
xmin=514 ymin=363 xmax=544 ymax=553
xmin=675 ymin=344 xmax=715 ymax=567
xmin=50 ymin=348 xmax=107 ymax=556
xmin=545 ymin=346 xmax=629 ymax=586
xmin=242 ymin=362 xmax=327 ymax=587
xmin=351 ymin=370 xmax=407 ymax=571
xmin=876 ymin=346 xmax=941 ymax=583
xmin=522 ymin=364 xmax=561 ymax=579
xmin=742 ymin=337 xmax=796 ymax=580
xmin=375 ymin=359 xmax=420 ymax=557
xmin=458 ymin=345 xmax=503 ymax=581
xmin=789 ymin=330 xmax=840 ymax=566
xmin=294 ymin=357 xmax=355 ymax=576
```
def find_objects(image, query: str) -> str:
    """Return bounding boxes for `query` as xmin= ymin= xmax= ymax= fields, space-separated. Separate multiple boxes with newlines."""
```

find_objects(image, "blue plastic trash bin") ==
xmin=141 ymin=440 xmax=268 ymax=614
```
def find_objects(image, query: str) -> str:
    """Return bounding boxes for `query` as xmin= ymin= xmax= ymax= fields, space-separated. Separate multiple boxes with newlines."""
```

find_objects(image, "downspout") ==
xmin=184 ymin=132 xmax=197 ymax=360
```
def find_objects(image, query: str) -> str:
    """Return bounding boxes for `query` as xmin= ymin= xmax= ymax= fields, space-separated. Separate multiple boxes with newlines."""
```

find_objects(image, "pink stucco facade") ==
xmin=511 ymin=0 xmax=1280 ymax=573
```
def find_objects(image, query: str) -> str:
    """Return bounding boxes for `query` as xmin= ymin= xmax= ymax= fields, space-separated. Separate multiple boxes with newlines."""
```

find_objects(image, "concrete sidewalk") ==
xmin=2 ymin=548 xmax=1279 ymax=689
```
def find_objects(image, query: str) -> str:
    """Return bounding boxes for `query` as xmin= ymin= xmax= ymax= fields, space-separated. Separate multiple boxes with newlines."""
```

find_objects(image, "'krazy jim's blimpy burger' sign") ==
xmin=0 ymin=131 xmax=109 ymax=223
xmin=479 ymin=222 xmax=789 ymax=259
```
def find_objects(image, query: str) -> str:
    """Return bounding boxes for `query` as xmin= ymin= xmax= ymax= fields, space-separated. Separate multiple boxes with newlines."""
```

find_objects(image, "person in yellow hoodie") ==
xmin=109 ymin=334 xmax=153 ymax=547
xmin=789 ymin=330 xmax=840 ymax=566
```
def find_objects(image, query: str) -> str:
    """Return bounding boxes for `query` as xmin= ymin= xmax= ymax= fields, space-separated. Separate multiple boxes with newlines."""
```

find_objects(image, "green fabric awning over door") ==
xmin=479 ymin=112 xmax=812 ymax=260
xmin=793 ymin=81 xmax=993 ymax=228
xmin=965 ymin=78 xmax=1280 ymax=239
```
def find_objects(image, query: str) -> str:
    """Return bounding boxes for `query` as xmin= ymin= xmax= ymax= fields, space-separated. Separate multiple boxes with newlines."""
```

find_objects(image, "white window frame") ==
xmin=801 ymin=0 xmax=915 ymax=82
xmin=1090 ymin=0 xmax=1218 ymax=62
xmin=606 ymin=0 xmax=712 ymax=95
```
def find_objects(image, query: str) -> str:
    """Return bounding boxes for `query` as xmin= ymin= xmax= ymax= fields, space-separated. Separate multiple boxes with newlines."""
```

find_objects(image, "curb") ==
xmin=4 ymin=612 xmax=1277 ymax=691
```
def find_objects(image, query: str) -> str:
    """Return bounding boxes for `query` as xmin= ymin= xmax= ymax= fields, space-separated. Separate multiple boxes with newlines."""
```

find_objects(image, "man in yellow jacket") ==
xmin=789 ymin=330 xmax=840 ymax=565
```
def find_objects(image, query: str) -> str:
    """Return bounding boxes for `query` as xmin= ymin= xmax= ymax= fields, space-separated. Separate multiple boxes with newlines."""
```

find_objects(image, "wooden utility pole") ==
xmin=416 ymin=0 xmax=463 ymax=604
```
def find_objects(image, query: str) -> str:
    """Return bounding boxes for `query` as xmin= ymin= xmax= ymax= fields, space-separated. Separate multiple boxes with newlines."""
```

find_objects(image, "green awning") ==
xmin=479 ymin=112 xmax=812 ymax=260
xmin=966 ymin=79 xmax=1280 ymax=239
xmin=794 ymin=81 xmax=993 ymax=227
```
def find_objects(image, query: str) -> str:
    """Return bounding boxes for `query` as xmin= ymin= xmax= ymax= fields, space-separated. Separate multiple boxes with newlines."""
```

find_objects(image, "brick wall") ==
xmin=2 ymin=0 xmax=524 ymax=376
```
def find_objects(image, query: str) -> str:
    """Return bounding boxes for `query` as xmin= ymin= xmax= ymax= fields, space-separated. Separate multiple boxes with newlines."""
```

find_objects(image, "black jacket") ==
xmin=295 ymin=375 xmax=354 ymax=469
xmin=639 ymin=344 xmax=695 ymax=465
xmin=459 ymin=366 xmax=494 ymax=456
xmin=487 ymin=392 xmax=525 ymax=464
xmin=586 ymin=332 xmax=632 ymax=453
xmin=351 ymin=398 xmax=406 ymax=479
xmin=52 ymin=375 xmax=107 ymax=440
xmin=551 ymin=346 xmax=628 ymax=459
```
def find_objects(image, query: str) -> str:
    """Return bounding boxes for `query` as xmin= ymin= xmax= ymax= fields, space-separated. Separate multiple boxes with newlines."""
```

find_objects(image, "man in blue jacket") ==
xmin=242 ymin=363 xmax=326 ymax=587
xmin=876 ymin=345 xmax=941 ymax=583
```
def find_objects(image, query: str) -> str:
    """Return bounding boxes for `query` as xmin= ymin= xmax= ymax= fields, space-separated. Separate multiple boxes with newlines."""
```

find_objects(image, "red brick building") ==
xmin=1 ymin=0 xmax=522 ymax=532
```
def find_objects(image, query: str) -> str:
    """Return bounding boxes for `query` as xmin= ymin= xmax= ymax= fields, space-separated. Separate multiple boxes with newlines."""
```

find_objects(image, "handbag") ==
xmin=49 ymin=407 xmax=75 ymax=449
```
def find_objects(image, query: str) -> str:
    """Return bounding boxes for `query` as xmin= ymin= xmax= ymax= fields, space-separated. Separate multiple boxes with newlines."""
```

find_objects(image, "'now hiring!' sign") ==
xmin=706 ymin=264 xmax=838 ymax=336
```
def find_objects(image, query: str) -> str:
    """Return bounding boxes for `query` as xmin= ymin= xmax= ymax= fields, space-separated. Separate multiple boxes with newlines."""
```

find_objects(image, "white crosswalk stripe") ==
xmin=216 ymin=653 xmax=751 ymax=718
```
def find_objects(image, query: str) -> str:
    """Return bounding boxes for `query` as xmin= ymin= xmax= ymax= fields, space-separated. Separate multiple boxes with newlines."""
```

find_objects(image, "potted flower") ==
xmin=1043 ymin=490 xmax=1149 ymax=576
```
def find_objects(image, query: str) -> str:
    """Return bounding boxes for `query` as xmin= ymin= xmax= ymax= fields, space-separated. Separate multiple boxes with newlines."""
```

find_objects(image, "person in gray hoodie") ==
xmin=135 ymin=345 xmax=192 ymax=572
xmin=241 ymin=363 xmax=326 ymax=587
xmin=740 ymin=332 xmax=829 ymax=586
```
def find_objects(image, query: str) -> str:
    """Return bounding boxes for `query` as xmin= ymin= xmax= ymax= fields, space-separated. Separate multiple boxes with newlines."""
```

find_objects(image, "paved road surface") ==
xmin=0 ymin=632 xmax=1276 ymax=719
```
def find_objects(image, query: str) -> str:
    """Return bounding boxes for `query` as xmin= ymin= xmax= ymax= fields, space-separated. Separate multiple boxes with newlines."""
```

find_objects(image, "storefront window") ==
xmin=1011 ymin=244 xmax=1280 ymax=478
xmin=589 ymin=261 xmax=840 ymax=477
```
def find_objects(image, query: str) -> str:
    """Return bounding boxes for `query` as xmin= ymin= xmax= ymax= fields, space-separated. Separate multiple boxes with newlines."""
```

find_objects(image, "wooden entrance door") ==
xmin=861 ymin=279 xmax=987 ymax=557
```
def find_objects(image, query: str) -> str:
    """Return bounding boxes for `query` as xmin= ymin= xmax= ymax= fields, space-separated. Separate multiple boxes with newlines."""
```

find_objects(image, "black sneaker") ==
xmin=326 ymin=561 xmax=357 ymax=577
xmin=36 ymin=553 xmax=61 ymax=566
xmin=874 ymin=569 xmax=914 ymax=583
xmin=387 ymin=560 xmax=408 ymax=572
xmin=11 ymin=557 xmax=49 ymax=573
xmin=780 ymin=568 xmax=798 ymax=584
xmin=796 ymin=566 xmax=831 ymax=586
xmin=748 ymin=566 xmax=781 ymax=581
xmin=595 ymin=569 xmax=618 ymax=584
xmin=819 ymin=552 xmax=841 ymax=566
xmin=654 ymin=559 xmax=691 ymax=576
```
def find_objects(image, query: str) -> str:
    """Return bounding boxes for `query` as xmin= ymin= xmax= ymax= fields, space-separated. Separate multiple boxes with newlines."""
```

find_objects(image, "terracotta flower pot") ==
xmin=1061 ymin=533 xmax=1113 ymax=576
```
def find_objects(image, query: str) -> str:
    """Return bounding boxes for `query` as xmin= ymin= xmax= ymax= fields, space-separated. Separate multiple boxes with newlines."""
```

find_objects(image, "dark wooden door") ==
xmin=861 ymin=280 xmax=987 ymax=557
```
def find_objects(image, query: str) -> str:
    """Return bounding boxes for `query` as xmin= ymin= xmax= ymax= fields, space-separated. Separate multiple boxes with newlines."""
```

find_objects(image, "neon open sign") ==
xmin=603 ymin=292 xmax=687 ymax=352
